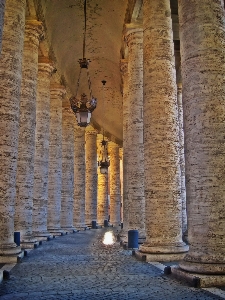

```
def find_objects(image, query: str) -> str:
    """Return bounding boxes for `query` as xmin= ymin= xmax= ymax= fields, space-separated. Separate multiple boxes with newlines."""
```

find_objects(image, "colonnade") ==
xmin=0 ymin=0 xmax=225 ymax=287
xmin=0 ymin=0 xmax=122 ymax=263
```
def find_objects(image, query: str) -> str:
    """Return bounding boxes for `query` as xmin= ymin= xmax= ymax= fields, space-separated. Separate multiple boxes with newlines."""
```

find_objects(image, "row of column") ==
xmin=0 ymin=0 xmax=122 ymax=261
xmin=121 ymin=0 xmax=225 ymax=279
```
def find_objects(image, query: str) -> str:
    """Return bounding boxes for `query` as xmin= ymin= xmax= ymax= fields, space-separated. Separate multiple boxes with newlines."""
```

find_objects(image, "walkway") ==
xmin=0 ymin=227 xmax=224 ymax=300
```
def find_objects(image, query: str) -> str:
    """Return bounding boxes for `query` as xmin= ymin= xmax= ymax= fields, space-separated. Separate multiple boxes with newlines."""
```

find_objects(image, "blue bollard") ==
xmin=14 ymin=231 xmax=20 ymax=246
xmin=128 ymin=230 xmax=138 ymax=249
xmin=92 ymin=220 xmax=97 ymax=229
xmin=104 ymin=220 xmax=108 ymax=227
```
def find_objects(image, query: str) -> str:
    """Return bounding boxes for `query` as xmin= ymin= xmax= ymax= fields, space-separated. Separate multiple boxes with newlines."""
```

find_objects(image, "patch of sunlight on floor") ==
xmin=102 ymin=231 xmax=116 ymax=245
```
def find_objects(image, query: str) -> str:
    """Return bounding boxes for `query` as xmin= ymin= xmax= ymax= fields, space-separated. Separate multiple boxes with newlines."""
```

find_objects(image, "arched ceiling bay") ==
xmin=39 ymin=0 xmax=129 ymax=145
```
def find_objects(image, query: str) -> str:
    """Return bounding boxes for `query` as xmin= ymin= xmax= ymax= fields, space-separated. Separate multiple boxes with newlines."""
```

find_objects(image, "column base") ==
xmin=61 ymin=226 xmax=78 ymax=233
xmin=48 ymin=228 xmax=66 ymax=236
xmin=33 ymin=231 xmax=52 ymax=241
xmin=0 ymin=243 xmax=22 ymax=256
xmin=139 ymin=242 xmax=189 ymax=254
xmin=134 ymin=250 xmax=187 ymax=262
xmin=20 ymin=235 xmax=39 ymax=249
xmin=0 ymin=250 xmax=24 ymax=263
xmin=171 ymin=265 xmax=225 ymax=288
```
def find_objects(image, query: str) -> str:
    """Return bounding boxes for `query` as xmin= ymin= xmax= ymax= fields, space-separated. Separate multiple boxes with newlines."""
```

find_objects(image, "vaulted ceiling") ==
xmin=32 ymin=0 xmax=179 ymax=146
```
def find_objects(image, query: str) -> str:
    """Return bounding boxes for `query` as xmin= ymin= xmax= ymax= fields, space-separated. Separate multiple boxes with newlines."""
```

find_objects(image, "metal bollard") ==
xmin=14 ymin=231 xmax=20 ymax=246
xmin=128 ymin=230 xmax=139 ymax=249
xmin=92 ymin=220 xmax=97 ymax=229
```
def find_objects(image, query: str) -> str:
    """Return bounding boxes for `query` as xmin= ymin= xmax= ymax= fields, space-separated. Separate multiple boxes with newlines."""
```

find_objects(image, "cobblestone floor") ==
xmin=0 ymin=227 xmax=224 ymax=300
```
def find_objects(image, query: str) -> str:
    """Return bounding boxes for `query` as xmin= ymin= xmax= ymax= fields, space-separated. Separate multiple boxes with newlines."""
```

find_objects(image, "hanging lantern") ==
xmin=69 ymin=1 xmax=97 ymax=127
xmin=98 ymin=80 xmax=110 ymax=174
xmin=99 ymin=139 xmax=110 ymax=174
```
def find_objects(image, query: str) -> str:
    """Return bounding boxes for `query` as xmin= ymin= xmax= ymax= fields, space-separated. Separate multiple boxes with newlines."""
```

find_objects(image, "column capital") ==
xmin=108 ymin=141 xmax=119 ymax=151
xmin=124 ymin=23 xmax=143 ymax=45
xmin=119 ymin=148 xmax=123 ymax=160
xmin=85 ymin=125 xmax=98 ymax=136
xmin=50 ymin=84 xmax=66 ymax=99
xmin=38 ymin=56 xmax=55 ymax=75
xmin=120 ymin=59 xmax=128 ymax=77
xmin=25 ymin=19 xmax=44 ymax=45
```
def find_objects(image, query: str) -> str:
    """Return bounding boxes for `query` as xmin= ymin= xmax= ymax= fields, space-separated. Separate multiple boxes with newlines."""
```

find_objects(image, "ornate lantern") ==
xmin=98 ymin=80 xmax=110 ymax=174
xmin=69 ymin=0 xmax=97 ymax=127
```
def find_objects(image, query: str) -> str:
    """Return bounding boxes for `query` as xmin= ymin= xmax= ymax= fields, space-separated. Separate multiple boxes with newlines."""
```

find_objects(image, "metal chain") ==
xmin=87 ymin=69 xmax=93 ymax=99
xmin=83 ymin=0 xmax=87 ymax=59
xmin=75 ymin=67 xmax=82 ymax=98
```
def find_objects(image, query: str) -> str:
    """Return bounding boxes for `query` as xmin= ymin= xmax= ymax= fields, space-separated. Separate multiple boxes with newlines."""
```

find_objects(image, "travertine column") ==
xmin=124 ymin=24 xmax=145 ymax=240
xmin=177 ymin=83 xmax=187 ymax=237
xmin=74 ymin=124 xmax=86 ymax=229
xmin=120 ymin=59 xmax=129 ymax=235
xmin=119 ymin=148 xmax=123 ymax=223
xmin=139 ymin=0 xmax=188 ymax=259
xmin=0 ymin=0 xmax=5 ymax=54
xmin=108 ymin=142 xmax=121 ymax=226
xmin=85 ymin=126 xmax=97 ymax=226
xmin=97 ymin=135 xmax=109 ymax=226
xmin=32 ymin=56 xmax=54 ymax=239
xmin=61 ymin=108 xmax=76 ymax=232
xmin=47 ymin=84 xmax=66 ymax=235
xmin=15 ymin=20 xmax=43 ymax=248
xmin=0 ymin=0 xmax=26 ymax=260
xmin=178 ymin=0 xmax=225 ymax=275
xmin=97 ymin=169 xmax=108 ymax=226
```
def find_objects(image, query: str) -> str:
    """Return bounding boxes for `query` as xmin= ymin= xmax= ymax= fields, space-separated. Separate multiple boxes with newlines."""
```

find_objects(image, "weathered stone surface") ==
xmin=108 ymin=142 xmax=121 ymax=226
xmin=47 ymin=84 xmax=66 ymax=233
xmin=15 ymin=19 xmax=43 ymax=247
xmin=74 ymin=124 xmax=86 ymax=228
xmin=85 ymin=127 xmax=98 ymax=225
xmin=178 ymin=0 xmax=225 ymax=273
xmin=97 ymin=169 xmax=108 ymax=226
xmin=0 ymin=0 xmax=5 ymax=54
xmin=0 ymin=0 xmax=26 ymax=256
xmin=119 ymin=148 xmax=123 ymax=224
xmin=124 ymin=24 xmax=145 ymax=239
xmin=32 ymin=57 xmax=54 ymax=238
xmin=120 ymin=59 xmax=129 ymax=236
xmin=177 ymin=83 xmax=187 ymax=236
xmin=140 ymin=0 xmax=188 ymax=255
xmin=61 ymin=108 xmax=75 ymax=231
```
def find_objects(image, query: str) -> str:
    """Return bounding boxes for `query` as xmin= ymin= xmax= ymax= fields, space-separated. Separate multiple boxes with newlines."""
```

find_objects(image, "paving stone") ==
xmin=0 ymin=227 xmax=224 ymax=299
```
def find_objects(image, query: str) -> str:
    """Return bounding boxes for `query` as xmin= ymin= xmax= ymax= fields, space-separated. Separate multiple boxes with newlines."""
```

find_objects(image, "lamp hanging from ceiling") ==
xmin=98 ymin=80 xmax=110 ymax=174
xmin=69 ymin=0 xmax=97 ymax=127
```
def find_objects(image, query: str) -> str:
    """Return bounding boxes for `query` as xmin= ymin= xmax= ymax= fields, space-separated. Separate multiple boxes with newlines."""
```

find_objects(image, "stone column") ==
xmin=32 ymin=56 xmax=54 ymax=240
xmin=15 ymin=20 xmax=43 ymax=249
xmin=97 ymin=135 xmax=109 ymax=226
xmin=0 ymin=0 xmax=26 ymax=261
xmin=61 ymin=108 xmax=76 ymax=232
xmin=139 ymin=0 xmax=188 ymax=260
xmin=120 ymin=59 xmax=129 ymax=236
xmin=108 ymin=142 xmax=121 ymax=226
xmin=177 ymin=83 xmax=187 ymax=239
xmin=85 ymin=126 xmax=97 ymax=226
xmin=119 ymin=148 xmax=123 ymax=223
xmin=0 ymin=0 xmax=5 ymax=54
xmin=47 ymin=84 xmax=66 ymax=236
xmin=124 ymin=24 xmax=145 ymax=241
xmin=176 ymin=0 xmax=225 ymax=279
xmin=74 ymin=124 xmax=86 ymax=229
